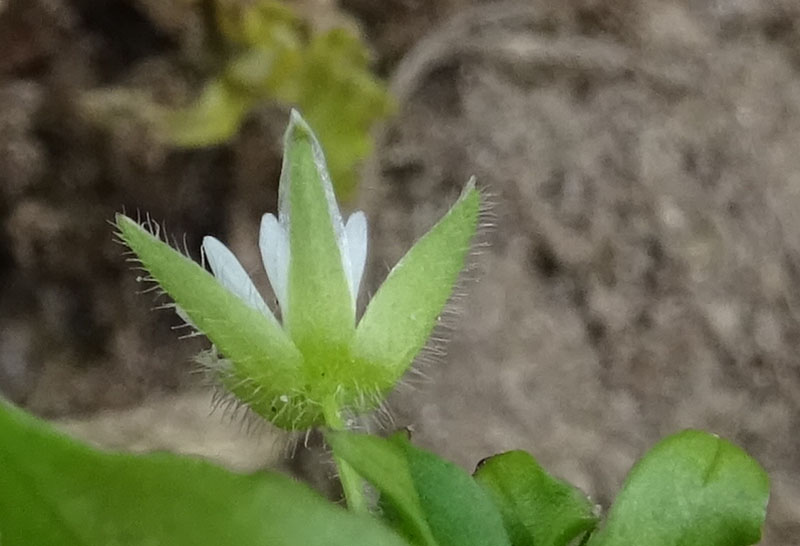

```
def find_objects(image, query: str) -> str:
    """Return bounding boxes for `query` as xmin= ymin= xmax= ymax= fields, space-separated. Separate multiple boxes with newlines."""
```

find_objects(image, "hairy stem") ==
xmin=323 ymin=398 xmax=368 ymax=514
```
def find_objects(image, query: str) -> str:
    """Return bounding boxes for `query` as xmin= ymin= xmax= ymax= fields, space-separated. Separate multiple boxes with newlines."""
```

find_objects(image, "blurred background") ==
xmin=1 ymin=0 xmax=800 ymax=543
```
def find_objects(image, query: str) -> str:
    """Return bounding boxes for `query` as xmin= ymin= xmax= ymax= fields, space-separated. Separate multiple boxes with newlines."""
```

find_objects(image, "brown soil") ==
xmin=1 ymin=0 xmax=799 ymax=543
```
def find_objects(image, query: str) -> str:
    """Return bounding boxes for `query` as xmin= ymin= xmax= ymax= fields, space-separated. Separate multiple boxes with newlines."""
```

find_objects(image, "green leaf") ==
xmin=115 ymin=214 xmax=312 ymax=429
xmin=473 ymin=450 xmax=599 ymax=546
xmin=328 ymin=431 xmax=511 ymax=546
xmin=0 ymin=399 xmax=409 ymax=546
xmin=327 ymin=431 xmax=438 ymax=546
xmin=353 ymin=179 xmax=481 ymax=389
xmin=168 ymin=79 xmax=253 ymax=147
xmin=216 ymin=0 xmax=300 ymax=49
xmin=232 ymin=46 xmax=305 ymax=101
xmin=586 ymin=430 xmax=769 ymax=546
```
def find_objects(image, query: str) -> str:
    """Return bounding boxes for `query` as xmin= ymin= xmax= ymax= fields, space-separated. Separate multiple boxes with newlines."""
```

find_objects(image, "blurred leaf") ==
xmin=216 ymin=0 xmax=302 ymax=48
xmin=226 ymin=46 xmax=303 ymax=99
xmin=328 ymin=430 xmax=511 ymax=546
xmin=167 ymin=0 xmax=391 ymax=198
xmin=473 ymin=450 xmax=599 ymax=546
xmin=0 ymin=398 xmax=409 ymax=546
xmin=168 ymin=79 xmax=253 ymax=147
xmin=586 ymin=430 xmax=769 ymax=546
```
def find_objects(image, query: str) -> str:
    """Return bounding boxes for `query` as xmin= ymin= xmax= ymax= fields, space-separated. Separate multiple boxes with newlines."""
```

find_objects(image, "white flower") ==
xmin=201 ymin=110 xmax=368 ymax=328
xmin=116 ymin=109 xmax=480 ymax=430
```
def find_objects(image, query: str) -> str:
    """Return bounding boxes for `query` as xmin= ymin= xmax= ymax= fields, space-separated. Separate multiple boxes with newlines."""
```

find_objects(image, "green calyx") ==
xmin=117 ymin=110 xmax=481 ymax=430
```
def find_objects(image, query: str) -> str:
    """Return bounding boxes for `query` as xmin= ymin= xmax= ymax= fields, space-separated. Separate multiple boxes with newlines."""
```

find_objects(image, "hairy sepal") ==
xmin=283 ymin=112 xmax=356 ymax=372
xmin=115 ymin=214 xmax=312 ymax=429
xmin=353 ymin=179 xmax=481 ymax=390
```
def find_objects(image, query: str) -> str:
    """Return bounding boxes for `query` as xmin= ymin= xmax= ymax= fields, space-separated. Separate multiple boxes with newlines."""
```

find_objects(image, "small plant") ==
xmin=0 ymin=113 xmax=769 ymax=546
xmin=169 ymin=0 xmax=392 ymax=199
xmin=81 ymin=0 xmax=391 ymax=199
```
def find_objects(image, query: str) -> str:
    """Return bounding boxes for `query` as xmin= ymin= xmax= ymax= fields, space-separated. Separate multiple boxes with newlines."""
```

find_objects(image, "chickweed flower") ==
xmin=116 ymin=110 xmax=481 ymax=430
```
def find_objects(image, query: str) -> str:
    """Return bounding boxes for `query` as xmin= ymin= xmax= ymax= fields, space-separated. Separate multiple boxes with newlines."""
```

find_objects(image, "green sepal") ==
xmin=587 ymin=430 xmax=769 ymax=546
xmin=353 ymin=179 xmax=481 ymax=390
xmin=115 ymin=214 xmax=313 ymax=428
xmin=283 ymin=111 xmax=356 ymax=352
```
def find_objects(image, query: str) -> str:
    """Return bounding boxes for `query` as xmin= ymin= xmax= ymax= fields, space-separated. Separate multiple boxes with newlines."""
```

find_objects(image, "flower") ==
xmin=116 ymin=110 xmax=481 ymax=430
xmin=202 ymin=111 xmax=368 ymax=328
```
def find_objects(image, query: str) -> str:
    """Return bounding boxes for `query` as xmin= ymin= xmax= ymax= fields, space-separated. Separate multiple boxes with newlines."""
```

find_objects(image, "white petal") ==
xmin=344 ymin=211 xmax=368 ymax=303
xmin=310 ymin=128 xmax=347 ymax=242
xmin=202 ymin=236 xmax=276 ymax=322
xmin=259 ymin=213 xmax=290 ymax=316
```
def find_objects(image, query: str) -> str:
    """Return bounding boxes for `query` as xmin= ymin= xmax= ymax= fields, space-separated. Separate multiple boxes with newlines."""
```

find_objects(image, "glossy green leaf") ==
xmin=473 ymin=450 xmax=599 ymax=546
xmin=353 ymin=180 xmax=481 ymax=389
xmin=328 ymin=431 xmax=511 ymax=546
xmin=586 ymin=430 xmax=769 ymax=546
xmin=115 ymin=214 xmax=311 ymax=428
xmin=0 ymin=399 xmax=409 ymax=546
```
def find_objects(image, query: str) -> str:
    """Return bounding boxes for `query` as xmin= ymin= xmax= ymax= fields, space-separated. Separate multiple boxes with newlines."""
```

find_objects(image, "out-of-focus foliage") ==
xmin=80 ymin=0 xmax=391 ymax=199
xmin=328 ymin=431 xmax=512 ymax=546
xmin=168 ymin=0 xmax=392 ymax=198
xmin=0 ymin=398 xmax=408 ymax=546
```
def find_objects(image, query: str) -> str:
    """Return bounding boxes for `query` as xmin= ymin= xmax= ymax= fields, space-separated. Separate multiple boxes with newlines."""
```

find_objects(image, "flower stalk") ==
xmin=322 ymin=397 xmax=368 ymax=513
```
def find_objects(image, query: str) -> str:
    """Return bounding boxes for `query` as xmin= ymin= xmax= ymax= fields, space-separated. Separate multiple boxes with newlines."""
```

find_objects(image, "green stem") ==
xmin=322 ymin=398 xmax=369 ymax=514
